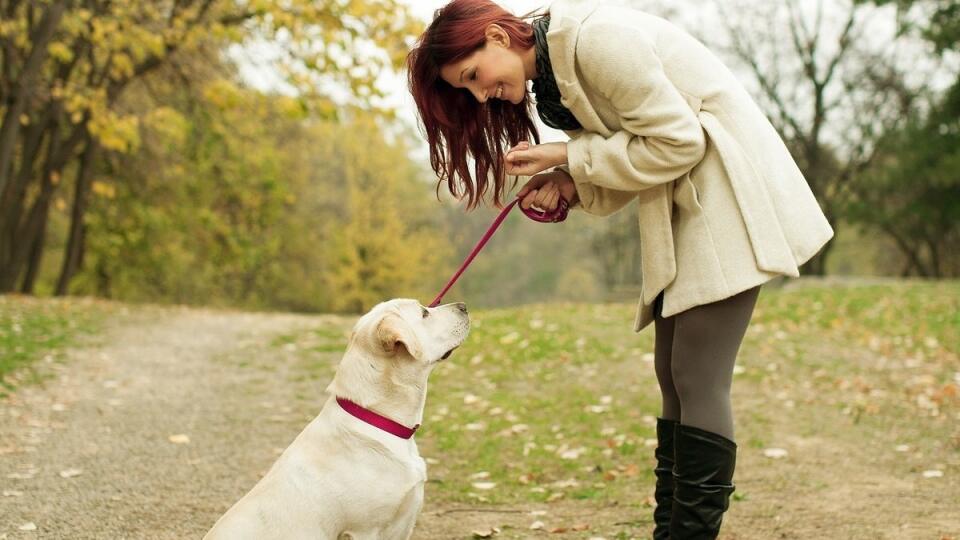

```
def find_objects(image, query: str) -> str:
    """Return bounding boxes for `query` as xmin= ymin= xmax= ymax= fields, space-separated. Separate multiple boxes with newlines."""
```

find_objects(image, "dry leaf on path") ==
xmin=471 ymin=527 xmax=500 ymax=538
xmin=59 ymin=468 xmax=83 ymax=478
xmin=764 ymin=448 xmax=788 ymax=459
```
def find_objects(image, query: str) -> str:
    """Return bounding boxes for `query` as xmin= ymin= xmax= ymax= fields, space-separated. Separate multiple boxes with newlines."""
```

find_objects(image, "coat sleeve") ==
xmin=565 ymin=21 xmax=706 ymax=196
xmin=554 ymin=164 xmax=637 ymax=217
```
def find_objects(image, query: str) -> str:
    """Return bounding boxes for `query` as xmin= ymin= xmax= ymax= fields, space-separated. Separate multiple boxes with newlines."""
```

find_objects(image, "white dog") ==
xmin=204 ymin=299 xmax=470 ymax=540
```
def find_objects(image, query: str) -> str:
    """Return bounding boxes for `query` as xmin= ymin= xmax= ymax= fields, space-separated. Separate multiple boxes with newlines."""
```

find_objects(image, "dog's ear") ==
xmin=376 ymin=312 xmax=423 ymax=360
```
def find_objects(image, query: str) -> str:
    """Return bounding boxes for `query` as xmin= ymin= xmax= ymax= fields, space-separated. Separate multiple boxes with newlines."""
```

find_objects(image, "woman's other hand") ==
xmin=516 ymin=169 xmax=579 ymax=211
xmin=505 ymin=141 xmax=567 ymax=176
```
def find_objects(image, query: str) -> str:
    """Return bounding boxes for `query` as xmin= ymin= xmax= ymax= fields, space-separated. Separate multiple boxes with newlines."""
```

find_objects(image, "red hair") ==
xmin=407 ymin=0 xmax=544 ymax=211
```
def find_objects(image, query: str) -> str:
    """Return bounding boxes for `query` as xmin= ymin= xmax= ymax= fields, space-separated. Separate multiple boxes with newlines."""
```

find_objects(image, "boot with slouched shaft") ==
xmin=669 ymin=423 xmax=738 ymax=539
xmin=652 ymin=417 xmax=679 ymax=539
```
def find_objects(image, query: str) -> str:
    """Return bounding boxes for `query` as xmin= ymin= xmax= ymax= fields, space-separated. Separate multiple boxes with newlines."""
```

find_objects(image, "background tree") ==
xmin=842 ymin=0 xmax=960 ymax=276
xmin=700 ymin=0 xmax=952 ymax=274
xmin=0 ymin=0 xmax=420 ymax=295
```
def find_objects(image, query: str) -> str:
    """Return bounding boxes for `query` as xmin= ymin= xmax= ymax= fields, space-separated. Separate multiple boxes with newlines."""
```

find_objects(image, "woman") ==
xmin=406 ymin=0 xmax=833 ymax=537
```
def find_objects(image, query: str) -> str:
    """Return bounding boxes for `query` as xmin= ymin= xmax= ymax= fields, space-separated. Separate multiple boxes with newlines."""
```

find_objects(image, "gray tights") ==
xmin=653 ymin=285 xmax=761 ymax=442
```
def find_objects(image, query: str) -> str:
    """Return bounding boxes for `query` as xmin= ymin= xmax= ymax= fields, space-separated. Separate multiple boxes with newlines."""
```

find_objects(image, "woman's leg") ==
xmin=654 ymin=293 xmax=682 ymax=421
xmin=669 ymin=285 xmax=760 ymax=441
xmin=651 ymin=292 xmax=681 ymax=539
xmin=667 ymin=285 xmax=761 ymax=539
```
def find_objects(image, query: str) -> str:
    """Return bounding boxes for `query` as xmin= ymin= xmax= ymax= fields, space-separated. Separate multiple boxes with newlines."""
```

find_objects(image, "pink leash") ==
xmin=428 ymin=195 xmax=569 ymax=308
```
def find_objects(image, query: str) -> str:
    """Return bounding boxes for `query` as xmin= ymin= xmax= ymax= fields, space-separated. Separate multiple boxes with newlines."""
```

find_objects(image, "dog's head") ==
xmin=351 ymin=298 xmax=470 ymax=364
xmin=327 ymin=299 xmax=470 ymax=400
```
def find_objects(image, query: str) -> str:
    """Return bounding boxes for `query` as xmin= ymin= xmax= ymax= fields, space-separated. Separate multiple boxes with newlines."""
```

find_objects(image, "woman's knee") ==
xmin=668 ymin=333 xmax=738 ymax=399
xmin=671 ymin=366 xmax=731 ymax=406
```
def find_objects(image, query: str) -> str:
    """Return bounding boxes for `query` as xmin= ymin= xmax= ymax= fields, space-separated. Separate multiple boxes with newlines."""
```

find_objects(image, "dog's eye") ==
xmin=421 ymin=308 xmax=429 ymax=318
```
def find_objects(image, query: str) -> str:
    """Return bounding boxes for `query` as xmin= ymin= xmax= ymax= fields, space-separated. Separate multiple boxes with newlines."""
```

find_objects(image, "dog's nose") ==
xmin=455 ymin=302 xmax=468 ymax=314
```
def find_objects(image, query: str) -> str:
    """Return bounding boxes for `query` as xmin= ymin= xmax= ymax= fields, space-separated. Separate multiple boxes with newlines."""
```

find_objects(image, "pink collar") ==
xmin=336 ymin=397 xmax=420 ymax=440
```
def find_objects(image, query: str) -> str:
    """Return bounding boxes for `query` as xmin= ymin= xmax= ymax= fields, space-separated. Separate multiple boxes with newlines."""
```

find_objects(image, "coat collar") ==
xmin=544 ymin=0 xmax=611 ymax=136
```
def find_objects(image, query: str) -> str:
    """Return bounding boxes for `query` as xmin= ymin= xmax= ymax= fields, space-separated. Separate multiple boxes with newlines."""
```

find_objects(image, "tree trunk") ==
xmin=19 ymin=230 xmax=44 ymax=294
xmin=2 ymin=44 xmax=87 ymax=266
xmin=55 ymin=135 xmax=96 ymax=296
xmin=0 ymin=114 xmax=54 ymax=274
xmin=0 ymin=104 xmax=69 ymax=292
xmin=19 ymin=113 xmax=65 ymax=294
xmin=884 ymin=224 xmax=928 ymax=277
xmin=0 ymin=173 xmax=54 ymax=290
xmin=0 ymin=0 xmax=65 ymax=197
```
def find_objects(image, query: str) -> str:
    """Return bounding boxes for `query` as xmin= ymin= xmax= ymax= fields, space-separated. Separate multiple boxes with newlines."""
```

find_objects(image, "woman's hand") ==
xmin=517 ymin=169 xmax=579 ymax=211
xmin=505 ymin=141 xmax=567 ymax=176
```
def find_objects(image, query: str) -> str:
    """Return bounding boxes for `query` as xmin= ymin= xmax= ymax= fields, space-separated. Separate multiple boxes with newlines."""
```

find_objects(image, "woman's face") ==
xmin=439 ymin=24 xmax=529 ymax=105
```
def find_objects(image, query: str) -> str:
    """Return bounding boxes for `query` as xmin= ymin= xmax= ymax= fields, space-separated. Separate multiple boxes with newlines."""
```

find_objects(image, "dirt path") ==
xmin=0 ymin=305 xmax=327 ymax=539
xmin=1 ymin=303 xmax=957 ymax=539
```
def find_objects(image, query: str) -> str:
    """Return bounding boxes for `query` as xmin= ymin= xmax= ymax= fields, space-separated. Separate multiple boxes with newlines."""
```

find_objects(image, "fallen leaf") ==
xmin=168 ymin=434 xmax=190 ymax=444
xmin=18 ymin=523 xmax=36 ymax=531
xmin=472 ymin=527 xmax=500 ymax=538
xmin=499 ymin=332 xmax=520 ymax=345
xmin=472 ymin=482 xmax=497 ymax=490
xmin=560 ymin=447 xmax=586 ymax=460
xmin=530 ymin=521 xmax=545 ymax=530
xmin=59 ymin=468 xmax=83 ymax=478
xmin=763 ymin=448 xmax=788 ymax=459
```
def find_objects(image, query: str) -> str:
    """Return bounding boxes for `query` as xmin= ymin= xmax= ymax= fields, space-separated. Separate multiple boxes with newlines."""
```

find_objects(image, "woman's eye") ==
xmin=422 ymin=309 xmax=429 ymax=318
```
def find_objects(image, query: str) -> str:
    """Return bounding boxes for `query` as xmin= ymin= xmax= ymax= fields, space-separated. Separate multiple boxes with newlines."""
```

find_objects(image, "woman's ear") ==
xmin=376 ymin=312 xmax=424 ymax=360
xmin=485 ymin=23 xmax=510 ymax=48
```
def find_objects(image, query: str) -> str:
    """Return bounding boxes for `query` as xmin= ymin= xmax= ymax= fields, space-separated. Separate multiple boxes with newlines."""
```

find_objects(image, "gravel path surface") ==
xmin=1 ymin=305 xmax=325 ymax=539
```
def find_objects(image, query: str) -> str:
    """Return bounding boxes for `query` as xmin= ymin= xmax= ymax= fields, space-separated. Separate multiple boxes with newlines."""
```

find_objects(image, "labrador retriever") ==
xmin=204 ymin=299 xmax=470 ymax=540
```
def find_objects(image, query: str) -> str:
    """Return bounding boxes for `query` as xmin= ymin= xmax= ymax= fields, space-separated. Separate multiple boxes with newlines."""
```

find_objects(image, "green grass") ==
xmin=269 ymin=279 xmax=960 ymax=521
xmin=0 ymin=295 xmax=111 ymax=394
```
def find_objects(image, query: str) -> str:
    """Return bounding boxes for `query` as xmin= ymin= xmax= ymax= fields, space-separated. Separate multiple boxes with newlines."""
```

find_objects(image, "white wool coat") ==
xmin=547 ymin=0 xmax=834 ymax=331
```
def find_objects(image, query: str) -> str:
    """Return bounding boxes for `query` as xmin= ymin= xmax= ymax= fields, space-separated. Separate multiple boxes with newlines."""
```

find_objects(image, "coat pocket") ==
xmin=697 ymin=111 xmax=800 ymax=277
xmin=672 ymin=173 xmax=704 ymax=214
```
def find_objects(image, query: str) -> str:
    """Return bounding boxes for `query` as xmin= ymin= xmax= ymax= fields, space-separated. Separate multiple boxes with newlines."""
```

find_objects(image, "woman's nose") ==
xmin=471 ymin=87 xmax=487 ymax=103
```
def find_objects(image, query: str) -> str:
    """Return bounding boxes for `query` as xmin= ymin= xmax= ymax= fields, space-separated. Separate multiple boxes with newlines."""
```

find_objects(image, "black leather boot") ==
xmin=669 ymin=423 xmax=738 ymax=540
xmin=653 ymin=417 xmax=679 ymax=539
